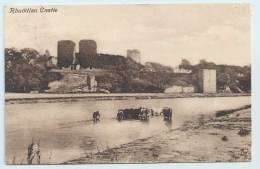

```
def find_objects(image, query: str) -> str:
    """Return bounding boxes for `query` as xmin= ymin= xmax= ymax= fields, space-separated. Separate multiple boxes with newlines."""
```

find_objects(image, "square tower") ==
xmin=198 ymin=69 xmax=217 ymax=93
xmin=127 ymin=49 xmax=141 ymax=63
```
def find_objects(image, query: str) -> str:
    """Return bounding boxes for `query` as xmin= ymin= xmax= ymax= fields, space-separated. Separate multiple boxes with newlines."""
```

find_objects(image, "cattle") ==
xmin=139 ymin=108 xmax=150 ymax=120
xmin=150 ymin=108 xmax=163 ymax=116
xmin=162 ymin=107 xmax=172 ymax=121
xmin=117 ymin=109 xmax=124 ymax=121
xmin=93 ymin=111 xmax=100 ymax=123
xmin=124 ymin=108 xmax=140 ymax=119
xmin=117 ymin=108 xmax=149 ymax=121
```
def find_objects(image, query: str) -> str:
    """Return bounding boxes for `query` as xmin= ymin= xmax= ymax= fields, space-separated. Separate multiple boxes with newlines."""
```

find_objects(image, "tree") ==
xmin=197 ymin=59 xmax=216 ymax=69
xmin=5 ymin=48 xmax=61 ymax=92
xmin=179 ymin=59 xmax=193 ymax=71
xmin=181 ymin=59 xmax=191 ymax=65
xmin=217 ymin=73 xmax=230 ymax=90
xmin=238 ymin=65 xmax=251 ymax=92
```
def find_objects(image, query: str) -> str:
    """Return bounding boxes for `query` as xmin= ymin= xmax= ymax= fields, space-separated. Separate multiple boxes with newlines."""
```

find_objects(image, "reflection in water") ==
xmin=164 ymin=119 xmax=173 ymax=130
xmin=163 ymin=118 xmax=172 ymax=122
xmin=140 ymin=119 xmax=150 ymax=125
xmin=5 ymin=96 xmax=250 ymax=163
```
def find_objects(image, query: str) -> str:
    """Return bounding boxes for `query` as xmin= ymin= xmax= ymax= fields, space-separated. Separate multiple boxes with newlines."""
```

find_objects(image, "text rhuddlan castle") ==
xmin=9 ymin=7 xmax=58 ymax=14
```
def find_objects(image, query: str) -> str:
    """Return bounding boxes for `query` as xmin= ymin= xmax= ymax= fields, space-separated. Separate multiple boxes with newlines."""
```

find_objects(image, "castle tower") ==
xmin=198 ymin=69 xmax=217 ymax=93
xmin=57 ymin=40 xmax=76 ymax=69
xmin=78 ymin=39 xmax=97 ymax=69
xmin=127 ymin=49 xmax=141 ymax=63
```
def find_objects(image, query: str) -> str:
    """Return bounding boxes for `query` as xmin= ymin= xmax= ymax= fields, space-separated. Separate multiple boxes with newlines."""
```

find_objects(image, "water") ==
xmin=5 ymin=96 xmax=251 ymax=164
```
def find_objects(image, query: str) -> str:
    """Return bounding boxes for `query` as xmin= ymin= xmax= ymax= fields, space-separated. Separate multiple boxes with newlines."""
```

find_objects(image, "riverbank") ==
xmin=5 ymin=93 xmax=251 ymax=105
xmin=65 ymin=106 xmax=251 ymax=163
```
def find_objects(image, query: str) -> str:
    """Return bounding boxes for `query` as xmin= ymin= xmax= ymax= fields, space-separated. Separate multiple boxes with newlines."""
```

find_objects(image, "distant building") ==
xmin=238 ymin=73 xmax=244 ymax=77
xmin=182 ymin=86 xmax=195 ymax=93
xmin=173 ymin=67 xmax=192 ymax=74
xmin=164 ymin=85 xmax=195 ymax=93
xmin=165 ymin=86 xmax=183 ymax=93
xmin=57 ymin=40 xmax=76 ymax=69
xmin=127 ymin=49 xmax=141 ymax=63
xmin=198 ymin=69 xmax=217 ymax=93
xmin=164 ymin=80 xmax=195 ymax=93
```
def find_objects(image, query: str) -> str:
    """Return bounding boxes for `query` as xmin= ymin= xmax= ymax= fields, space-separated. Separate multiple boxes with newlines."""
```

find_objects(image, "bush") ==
xmin=238 ymin=128 xmax=250 ymax=137
xmin=221 ymin=136 xmax=228 ymax=141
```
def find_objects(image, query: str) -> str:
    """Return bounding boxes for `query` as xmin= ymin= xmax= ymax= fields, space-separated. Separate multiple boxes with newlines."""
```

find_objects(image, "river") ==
xmin=5 ymin=96 xmax=251 ymax=164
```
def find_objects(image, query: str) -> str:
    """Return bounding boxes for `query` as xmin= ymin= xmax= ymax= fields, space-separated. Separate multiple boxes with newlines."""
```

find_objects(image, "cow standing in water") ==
xmin=162 ymin=107 xmax=173 ymax=121
xmin=93 ymin=111 xmax=100 ymax=123
xmin=150 ymin=108 xmax=163 ymax=116
xmin=139 ymin=108 xmax=150 ymax=120
xmin=117 ymin=110 xmax=124 ymax=121
xmin=117 ymin=108 xmax=150 ymax=121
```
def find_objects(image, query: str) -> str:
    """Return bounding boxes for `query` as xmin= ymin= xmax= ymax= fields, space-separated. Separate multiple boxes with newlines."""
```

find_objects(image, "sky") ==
xmin=4 ymin=4 xmax=251 ymax=67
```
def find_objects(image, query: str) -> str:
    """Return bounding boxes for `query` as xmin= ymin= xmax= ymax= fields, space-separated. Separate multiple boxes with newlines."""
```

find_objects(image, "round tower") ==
xmin=57 ymin=40 xmax=75 ymax=69
xmin=78 ymin=40 xmax=97 ymax=69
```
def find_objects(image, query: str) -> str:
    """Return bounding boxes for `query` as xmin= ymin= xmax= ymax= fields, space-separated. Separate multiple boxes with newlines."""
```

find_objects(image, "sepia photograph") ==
xmin=4 ymin=3 xmax=251 ymax=164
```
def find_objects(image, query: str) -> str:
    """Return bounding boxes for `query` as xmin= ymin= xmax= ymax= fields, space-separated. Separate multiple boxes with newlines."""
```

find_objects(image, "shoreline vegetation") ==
xmin=64 ymin=105 xmax=251 ymax=164
xmin=5 ymin=93 xmax=251 ymax=105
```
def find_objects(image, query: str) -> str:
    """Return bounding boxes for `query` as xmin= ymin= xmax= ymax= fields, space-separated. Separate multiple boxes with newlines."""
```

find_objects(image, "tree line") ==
xmin=95 ymin=57 xmax=251 ymax=93
xmin=5 ymin=48 xmax=62 ymax=93
xmin=178 ymin=59 xmax=251 ymax=92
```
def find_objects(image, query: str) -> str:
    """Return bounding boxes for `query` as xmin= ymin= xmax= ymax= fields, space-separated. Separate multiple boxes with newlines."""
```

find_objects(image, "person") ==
xmin=27 ymin=141 xmax=40 ymax=164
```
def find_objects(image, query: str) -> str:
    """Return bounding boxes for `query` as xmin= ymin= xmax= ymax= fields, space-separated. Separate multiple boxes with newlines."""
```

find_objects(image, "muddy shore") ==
xmin=64 ymin=106 xmax=251 ymax=164
xmin=5 ymin=93 xmax=251 ymax=105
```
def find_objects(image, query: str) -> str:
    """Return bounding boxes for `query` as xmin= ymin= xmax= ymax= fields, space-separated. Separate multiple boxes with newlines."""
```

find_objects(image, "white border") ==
xmin=1 ymin=0 xmax=259 ymax=169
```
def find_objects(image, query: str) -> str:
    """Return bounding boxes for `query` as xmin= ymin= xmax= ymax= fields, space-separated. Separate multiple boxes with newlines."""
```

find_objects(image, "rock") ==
xmin=221 ymin=136 xmax=228 ymax=141
xmin=238 ymin=128 xmax=250 ymax=136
